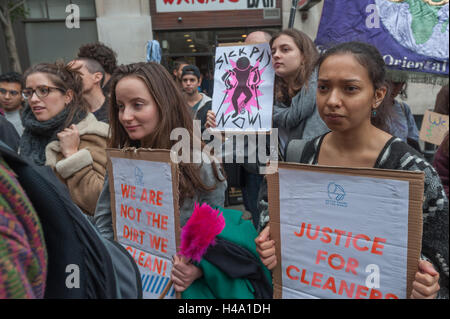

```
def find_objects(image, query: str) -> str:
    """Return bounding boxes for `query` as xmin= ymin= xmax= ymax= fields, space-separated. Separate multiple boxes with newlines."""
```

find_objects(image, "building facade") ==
xmin=0 ymin=0 xmax=443 ymax=115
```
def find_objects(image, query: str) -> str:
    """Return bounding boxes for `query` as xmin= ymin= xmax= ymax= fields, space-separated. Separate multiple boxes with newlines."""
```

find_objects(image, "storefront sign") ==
xmin=156 ymin=0 xmax=276 ymax=13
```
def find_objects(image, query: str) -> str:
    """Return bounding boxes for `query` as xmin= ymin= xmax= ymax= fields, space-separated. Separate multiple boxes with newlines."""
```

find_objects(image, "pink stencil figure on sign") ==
xmin=221 ymin=56 xmax=265 ymax=118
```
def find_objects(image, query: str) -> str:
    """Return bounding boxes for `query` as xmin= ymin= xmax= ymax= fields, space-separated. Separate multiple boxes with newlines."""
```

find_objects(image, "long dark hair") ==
xmin=23 ymin=62 xmax=89 ymax=127
xmin=270 ymin=28 xmax=319 ymax=104
xmin=108 ymin=62 xmax=224 ymax=202
xmin=317 ymin=41 xmax=392 ymax=131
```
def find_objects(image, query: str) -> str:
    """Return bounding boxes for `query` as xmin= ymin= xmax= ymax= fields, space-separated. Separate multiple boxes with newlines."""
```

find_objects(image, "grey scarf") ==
xmin=19 ymin=105 xmax=86 ymax=165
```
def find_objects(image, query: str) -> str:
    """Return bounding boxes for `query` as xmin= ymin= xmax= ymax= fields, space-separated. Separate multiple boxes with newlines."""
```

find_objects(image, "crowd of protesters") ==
xmin=0 ymin=30 xmax=448 ymax=299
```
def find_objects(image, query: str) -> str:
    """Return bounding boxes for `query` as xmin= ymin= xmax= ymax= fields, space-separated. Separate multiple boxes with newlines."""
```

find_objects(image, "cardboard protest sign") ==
xmin=212 ymin=42 xmax=274 ymax=132
xmin=107 ymin=149 xmax=180 ymax=299
xmin=419 ymin=110 xmax=449 ymax=145
xmin=267 ymin=163 xmax=424 ymax=299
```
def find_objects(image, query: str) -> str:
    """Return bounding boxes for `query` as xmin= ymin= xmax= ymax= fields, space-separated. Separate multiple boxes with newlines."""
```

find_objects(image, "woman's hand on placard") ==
xmin=410 ymin=259 xmax=440 ymax=299
xmin=171 ymin=255 xmax=203 ymax=292
xmin=205 ymin=110 xmax=217 ymax=129
xmin=255 ymin=225 xmax=277 ymax=270
xmin=57 ymin=124 xmax=80 ymax=158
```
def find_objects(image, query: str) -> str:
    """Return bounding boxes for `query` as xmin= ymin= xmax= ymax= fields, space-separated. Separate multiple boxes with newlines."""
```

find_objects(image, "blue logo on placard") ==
xmin=328 ymin=182 xmax=346 ymax=201
xmin=326 ymin=182 xmax=348 ymax=207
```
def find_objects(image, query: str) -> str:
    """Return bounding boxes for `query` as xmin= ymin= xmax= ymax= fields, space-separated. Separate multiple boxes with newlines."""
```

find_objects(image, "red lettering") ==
xmin=148 ymin=233 xmax=168 ymax=253
xmin=311 ymin=272 xmax=323 ymax=288
xmin=353 ymin=234 xmax=370 ymax=252
xmin=300 ymin=269 xmax=309 ymax=285
xmin=385 ymin=293 xmax=398 ymax=299
xmin=345 ymin=257 xmax=359 ymax=275
xmin=371 ymin=237 xmax=386 ymax=255
xmin=328 ymin=253 xmax=345 ymax=270
xmin=306 ymin=224 xmax=320 ymax=240
xmin=149 ymin=190 xmax=156 ymax=205
xmin=334 ymin=229 xmax=346 ymax=246
xmin=121 ymin=184 xmax=131 ymax=198
xmin=138 ymin=251 xmax=145 ymax=266
xmin=355 ymin=285 xmax=369 ymax=299
xmin=156 ymin=191 xmax=163 ymax=206
xmin=320 ymin=227 xmax=332 ymax=243
xmin=338 ymin=280 xmax=355 ymax=298
xmin=286 ymin=265 xmax=300 ymax=281
xmin=294 ymin=222 xmax=306 ymax=237
xmin=123 ymin=224 xmax=130 ymax=239
xmin=322 ymin=276 xmax=337 ymax=294
xmin=369 ymin=288 xmax=382 ymax=299
xmin=140 ymin=188 xmax=148 ymax=202
xmin=315 ymin=250 xmax=328 ymax=265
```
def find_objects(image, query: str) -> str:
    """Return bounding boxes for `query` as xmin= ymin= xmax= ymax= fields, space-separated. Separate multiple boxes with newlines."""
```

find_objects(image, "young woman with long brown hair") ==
xmin=94 ymin=62 xmax=227 ymax=293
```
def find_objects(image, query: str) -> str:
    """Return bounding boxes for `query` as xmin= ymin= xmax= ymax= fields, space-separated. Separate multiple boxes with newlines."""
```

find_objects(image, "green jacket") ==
xmin=182 ymin=206 xmax=272 ymax=299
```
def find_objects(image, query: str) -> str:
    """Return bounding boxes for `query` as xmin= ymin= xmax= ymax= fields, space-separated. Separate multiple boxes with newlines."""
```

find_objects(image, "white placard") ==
xmin=212 ymin=42 xmax=274 ymax=132
xmin=110 ymin=157 xmax=177 ymax=299
xmin=278 ymin=168 xmax=410 ymax=299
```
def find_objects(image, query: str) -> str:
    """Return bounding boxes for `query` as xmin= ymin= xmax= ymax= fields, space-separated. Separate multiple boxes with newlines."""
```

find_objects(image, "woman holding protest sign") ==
xmin=256 ymin=42 xmax=448 ymax=299
xmin=93 ymin=62 xmax=227 ymax=293
xmin=19 ymin=62 xmax=109 ymax=216
xmin=206 ymin=28 xmax=329 ymax=155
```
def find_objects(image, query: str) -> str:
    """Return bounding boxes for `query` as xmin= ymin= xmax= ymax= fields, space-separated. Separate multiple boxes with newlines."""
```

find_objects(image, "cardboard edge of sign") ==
xmin=267 ymin=162 xmax=424 ymax=300
xmin=106 ymin=148 xmax=182 ymax=299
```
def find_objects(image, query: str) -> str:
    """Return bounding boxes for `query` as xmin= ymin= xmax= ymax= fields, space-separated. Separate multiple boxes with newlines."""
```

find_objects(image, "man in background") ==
xmin=173 ymin=59 xmax=189 ymax=88
xmin=0 ymin=72 xmax=24 ymax=136
xmin=181 ymin=65 xmax=211 ymax=134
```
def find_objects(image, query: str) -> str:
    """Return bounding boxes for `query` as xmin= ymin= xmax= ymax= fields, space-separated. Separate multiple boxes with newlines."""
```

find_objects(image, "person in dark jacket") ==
xmin=0 ymin=114 xmax=20 ymax=152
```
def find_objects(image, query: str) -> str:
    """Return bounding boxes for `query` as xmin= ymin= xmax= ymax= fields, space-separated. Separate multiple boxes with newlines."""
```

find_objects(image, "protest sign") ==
xmin=212 ymin=42 xmax=274 ymax=132
xmin=419 ymin=110 xmax=449 ymax=145
xmin=107 ymin=149 xmax=180 ymax=299
xmin=267 ymin=163 xmax=424 ymax=299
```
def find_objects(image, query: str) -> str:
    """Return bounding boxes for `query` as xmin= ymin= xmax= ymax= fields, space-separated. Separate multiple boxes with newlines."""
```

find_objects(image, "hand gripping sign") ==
xmin=267 ymin=163 xmax=424 ymax=299
xmin=107 ymin=148 xmax=181 ymax=299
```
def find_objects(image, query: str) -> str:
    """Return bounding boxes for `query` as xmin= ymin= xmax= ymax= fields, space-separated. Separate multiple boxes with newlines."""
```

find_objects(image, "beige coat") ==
xmin=45 ymin=113 xmax=109 ymax=216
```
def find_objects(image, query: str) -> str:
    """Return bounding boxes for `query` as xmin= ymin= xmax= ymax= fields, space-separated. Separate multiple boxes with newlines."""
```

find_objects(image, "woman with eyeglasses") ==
xmin=19 ymin=62 xmax=109 ymax=216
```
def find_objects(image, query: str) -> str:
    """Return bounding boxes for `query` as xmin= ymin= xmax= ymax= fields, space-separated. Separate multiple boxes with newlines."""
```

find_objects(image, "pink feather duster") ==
xmin=159 ymin=203 xmax=225 ymax=298
xmin=179 ymin=203 xmax=226 ymax=262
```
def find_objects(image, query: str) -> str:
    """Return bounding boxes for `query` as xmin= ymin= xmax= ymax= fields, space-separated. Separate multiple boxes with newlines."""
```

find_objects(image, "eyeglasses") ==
xmin=22 ymin=86 xmax=65 ymax=100
xmin=0 ymin=88 xmax=20 ymax=97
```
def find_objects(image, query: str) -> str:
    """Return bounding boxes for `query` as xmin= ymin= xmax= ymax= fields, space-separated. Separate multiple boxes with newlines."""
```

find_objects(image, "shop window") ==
xmin=25 ymin=0 xmax=96 ymax=19
xmin=25 ymin=21 xmax=98 ymax=65
xmin=23 ymin=0 xmax=97 ymax=65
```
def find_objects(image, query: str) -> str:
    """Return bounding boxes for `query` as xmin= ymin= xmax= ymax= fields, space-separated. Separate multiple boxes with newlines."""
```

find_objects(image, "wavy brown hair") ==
xmin=108 ymin=62 xmax=224 ymax=202
xmin=23 ymin=62 xmax=89 ymax=127
xmin=270 ymin=28 xmax=319 ymax=104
